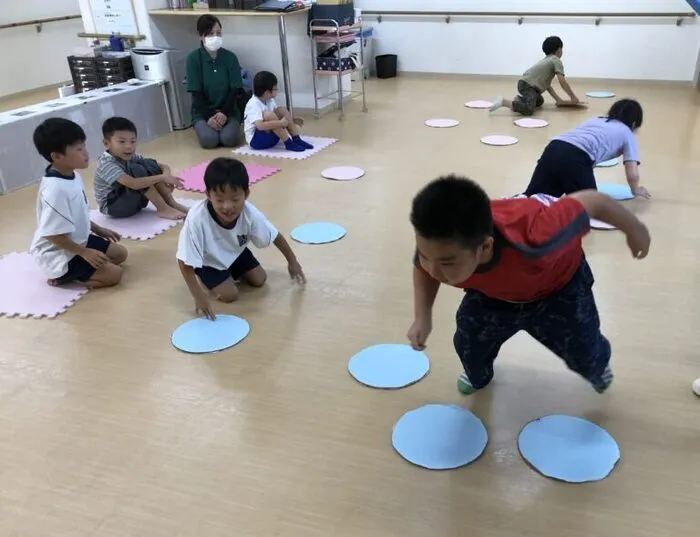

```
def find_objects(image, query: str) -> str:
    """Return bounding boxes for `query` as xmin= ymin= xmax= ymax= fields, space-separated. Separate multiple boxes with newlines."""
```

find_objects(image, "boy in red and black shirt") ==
xmin=407 ymin=175 xmax=650 ymax=395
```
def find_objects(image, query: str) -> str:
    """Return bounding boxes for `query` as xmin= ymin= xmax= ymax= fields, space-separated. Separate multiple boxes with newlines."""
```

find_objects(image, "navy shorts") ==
xmin=250 ymin=129 xmax=280 ymax=150
xmin=195 ymin=248 xmax=261 ymax=290
xmin=56 ymin=234 xmax=111 ymax=285
xmin=525 ymin=140 xmax=596 ymax=198
xmin=453 ymin=258 xmax=611 ymax=389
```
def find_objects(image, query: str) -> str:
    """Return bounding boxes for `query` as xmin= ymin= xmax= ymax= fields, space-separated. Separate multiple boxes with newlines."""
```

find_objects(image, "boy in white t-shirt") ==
xmin=30 ymin=118 xmax=127 ymax=288
xmin=176 ymin=157 xmax=306 ymax=319
xmin=243 ymin=70 xmax=313 ymax=153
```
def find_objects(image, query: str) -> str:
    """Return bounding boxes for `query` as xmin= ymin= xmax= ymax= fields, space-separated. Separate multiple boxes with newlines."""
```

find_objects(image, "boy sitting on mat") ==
xmin=177 ymin=157 xmax=306 ymax=320
xmin=243 ymin=70 xmax=313 ymax=153
xmin=93 ymin=117 xmax=189 ymax=221
xmin=524 ymin=99 xmax=650 ymax=199
xmin=489 ymin=36 xmax=582 ymax=116
xmin=406 ymin=175 xmax=650 ymax=395
xmin=30 ymin=118 xmax=127 ymax=288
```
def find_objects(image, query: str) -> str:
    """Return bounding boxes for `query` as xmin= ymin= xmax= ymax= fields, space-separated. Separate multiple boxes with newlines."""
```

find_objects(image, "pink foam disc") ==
xmin=465 ymin=100 xmax=493 ymax=109
xmin=321 ymin=166 xmax=365 ymax=181
xmin=425 ymin=118 xmax=460 ymax=128
xmin=515 ymin=118 xmax=549 ymax=129
xmin=590 ymin=218 xmax=617 ymax=230
xmin=481 ymin=135 xmax=518 ymax=146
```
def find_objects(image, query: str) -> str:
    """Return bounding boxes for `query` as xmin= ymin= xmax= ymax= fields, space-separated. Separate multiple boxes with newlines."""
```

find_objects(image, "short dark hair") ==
xmin=33 ymin=118 xmax=86 ymax=163
xmin=102 ymin=116 xmax=137 ymax=138
xmin=542 ymin=36 xmax=563 ymax=55
xmin=606 ymin=98 xmax=643 ymax=131
xmin=253 ymin=71 xmax=278 ymax=98
xmin=197 ymin=14 xmax=221 ymax=37
xmin=204 ymin=157 xmax=250 ymax=195
xmin=410 ymin=175 xmax=493 ymax=251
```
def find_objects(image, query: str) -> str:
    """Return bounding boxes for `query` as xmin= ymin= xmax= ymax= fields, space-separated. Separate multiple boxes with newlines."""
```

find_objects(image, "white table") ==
xmin=0 ymin=81 xmax=171 ymax=195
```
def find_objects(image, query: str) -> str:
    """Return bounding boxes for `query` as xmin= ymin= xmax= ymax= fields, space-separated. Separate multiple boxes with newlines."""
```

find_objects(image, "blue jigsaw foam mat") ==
xmin=171 ymin=314 xmax=250 ymax=354
xmin=518 ymin=415 xmax=620 ymax=483
xmin=392 ymin=404 xmax=488 ymax=470
xmin=598 ymin=183 xmax=634 ymax=201
xmin=586 ymin=91 xmax=616 ymax=98
xmin=290 ymin=222 xmax=347 ymax=244
xmin=348 ymin=344 xmax=430 ymax=389
xmin=595 ymin=157 xmax=620 ymax=168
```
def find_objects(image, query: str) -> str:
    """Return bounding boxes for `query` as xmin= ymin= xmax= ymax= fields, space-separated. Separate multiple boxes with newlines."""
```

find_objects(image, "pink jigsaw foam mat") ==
xmin=0 ymin=252 xmax=89 ymax=319
xmin=178 ymin=161 xmax=280 ymax=193
xmin=232 ymin=136 xmax=338 ymax=160
xmin=89 ymin=197 xmax=199 ymax=241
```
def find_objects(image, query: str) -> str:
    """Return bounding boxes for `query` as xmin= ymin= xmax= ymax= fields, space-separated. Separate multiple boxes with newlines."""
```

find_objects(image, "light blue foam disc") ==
xmin=290 ymin=222 xmax=347 ymax=244
xmin=348 ymin=344 xmax=430 ymax=389
xmin=518 ymin=415 xmax=620 ymax=483
xmin=392 ymin=404 xmax=488 ymax=470
xmin=171 ymin=314 xmax=250 ymax=354
xmin=598 ymin=183 xmax=634 ymax=201
xmin=595 ymin=157 xmax=620 ymax=168
xmin=586 ymin=90 xmax=616 ymax=98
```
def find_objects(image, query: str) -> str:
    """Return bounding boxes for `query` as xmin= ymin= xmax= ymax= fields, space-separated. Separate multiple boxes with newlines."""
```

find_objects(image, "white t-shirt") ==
xmin=30 ymin=171 xmax=91 ymax=278
xmin=243 ymin=95 xmax=278 ymax=144
xmin=176 ymin=199 xmax=278 ymax=270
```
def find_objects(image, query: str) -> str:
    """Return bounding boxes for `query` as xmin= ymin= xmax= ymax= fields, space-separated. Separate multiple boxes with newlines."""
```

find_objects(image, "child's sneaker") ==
xmin=592 ymin=365 xmax=614 ymax=394
xmin=457 ymin=372 xmax=477 ymax=395
xmin=489 ymin=96 xmax=504 ymax=112
xmin=284 ymin=139 xmax=305 ymax=152
xmin=292 ymin=135 xmax=314 ymax=150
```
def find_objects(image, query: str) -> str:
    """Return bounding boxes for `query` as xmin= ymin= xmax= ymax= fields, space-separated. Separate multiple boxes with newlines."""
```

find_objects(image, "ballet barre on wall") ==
xmin=0 ymin=14 xmax=82 ymax=34
xmin=363 ymin=11 xmax=697 ymax=26
xmin=78 ymin=32 xmax=147 ymax=45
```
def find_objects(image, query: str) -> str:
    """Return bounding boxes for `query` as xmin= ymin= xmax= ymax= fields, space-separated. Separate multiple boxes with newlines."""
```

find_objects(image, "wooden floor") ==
xmin=1 ymin=77 xmax=699 ymax=536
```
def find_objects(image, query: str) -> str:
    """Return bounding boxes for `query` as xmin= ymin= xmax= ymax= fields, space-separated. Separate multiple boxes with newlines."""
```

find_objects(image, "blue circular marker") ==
xmin=598 ymin=183 xmax=634 ymax=201
xmin=518 ymin=415 xmax=620 ymax=483
xmin=348 ymin=344 xmax=430 ymax=389
xmin=586 ymin=90 xmax=616 ymax=98
xmin=595 ymin=157 xmax=620 ymax=168
xmin=290 ymin=222 xmax=347 ymax=244
xmin=171 ymin=314 xmax=250 ymax=354
xmin=392 ymin=404 xmax=488 ymax=470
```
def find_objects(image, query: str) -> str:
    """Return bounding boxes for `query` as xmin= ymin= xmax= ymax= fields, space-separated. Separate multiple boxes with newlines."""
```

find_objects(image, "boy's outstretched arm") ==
xmin=571 ymin=190 xmax=650 ymax=258
xmin=546 ymin=86 xmax=563 ymax=103
xmin=556 ymin=73 xmax=579 ymax=102
xmin=407 ymin=263 xmax=441 ymax=351
xmin=273 ymin=234 xmax=306 ymax=284
xmin=178 ymin=260 xmax=216 ymax=320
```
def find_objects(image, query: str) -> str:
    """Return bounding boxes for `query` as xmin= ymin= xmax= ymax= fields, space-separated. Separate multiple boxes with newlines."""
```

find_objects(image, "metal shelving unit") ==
xmin=309 ymin=19 xmax=368 ymax=120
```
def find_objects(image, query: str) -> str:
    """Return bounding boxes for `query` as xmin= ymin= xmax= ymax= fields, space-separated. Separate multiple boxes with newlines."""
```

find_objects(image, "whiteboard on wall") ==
xmin=89 ymin=0 xmax=140 ymax=35
xmin=353 ymin=0 xmax=693 ymax=14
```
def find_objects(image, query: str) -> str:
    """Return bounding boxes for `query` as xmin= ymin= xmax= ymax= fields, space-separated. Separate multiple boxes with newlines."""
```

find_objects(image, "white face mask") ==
xmin=203 ymin=36 xmax=222 ymax=52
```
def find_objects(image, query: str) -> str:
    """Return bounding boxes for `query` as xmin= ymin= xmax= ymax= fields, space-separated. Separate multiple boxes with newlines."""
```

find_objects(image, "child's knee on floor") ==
xmin=213 ymin=278 xmax=239 ymax=303
xmin=242 ymin=266 xmax=267 ymax=287
xmin=107 ymin=242 xmax=128 ymax=265
xmin=89 ymin=263 xmax=123 ymax=288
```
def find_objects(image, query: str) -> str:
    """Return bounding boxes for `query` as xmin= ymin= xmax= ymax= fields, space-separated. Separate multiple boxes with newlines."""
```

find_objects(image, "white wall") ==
xmin=0 ymin=0 xmax=84 ymax=97
xmin=356 ymin=0 xmax=700 ymax=81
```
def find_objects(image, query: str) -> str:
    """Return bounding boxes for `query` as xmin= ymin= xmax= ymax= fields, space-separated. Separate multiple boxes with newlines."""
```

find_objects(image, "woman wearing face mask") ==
xmin=186 ymin=15 xmax=244 ymax=149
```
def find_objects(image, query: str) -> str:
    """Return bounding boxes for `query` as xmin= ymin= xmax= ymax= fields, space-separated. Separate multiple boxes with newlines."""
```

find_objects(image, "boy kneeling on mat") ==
xmin=94 ymin=117 xmax=189 ymax=221
xmin=177 ymin=157 xmax=306 ymax=319
xmin=407 ymin=175 xmax=650 ymax=395
xmin=243 ymin=70 xmax=313 ymax=153
xmin=30 ymin=118 xmax=127 ymax=288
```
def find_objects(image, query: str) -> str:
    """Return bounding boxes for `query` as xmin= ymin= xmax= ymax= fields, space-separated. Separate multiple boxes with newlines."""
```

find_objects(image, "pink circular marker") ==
xmin=514 ymin=118 xmax=549 ymax=128
xmin=321 ymin=166 xmax=365 ymax=181
xmin=425 ymin=118 xmax=460 ymax=128
xmin=590 ymin=218 xmax=617 ymax=230
xmin=464 ymin=100 xmax=493 ymax=109
xmin=480 ymin=135 xmax=518 ymax=146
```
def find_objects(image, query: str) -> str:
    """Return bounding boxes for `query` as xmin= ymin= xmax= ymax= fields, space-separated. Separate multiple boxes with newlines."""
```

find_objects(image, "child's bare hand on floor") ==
xmin=195 ymin=293 xmax=216 ymax=321
xmin=288 ymin=260 xmax=306 ymax=284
